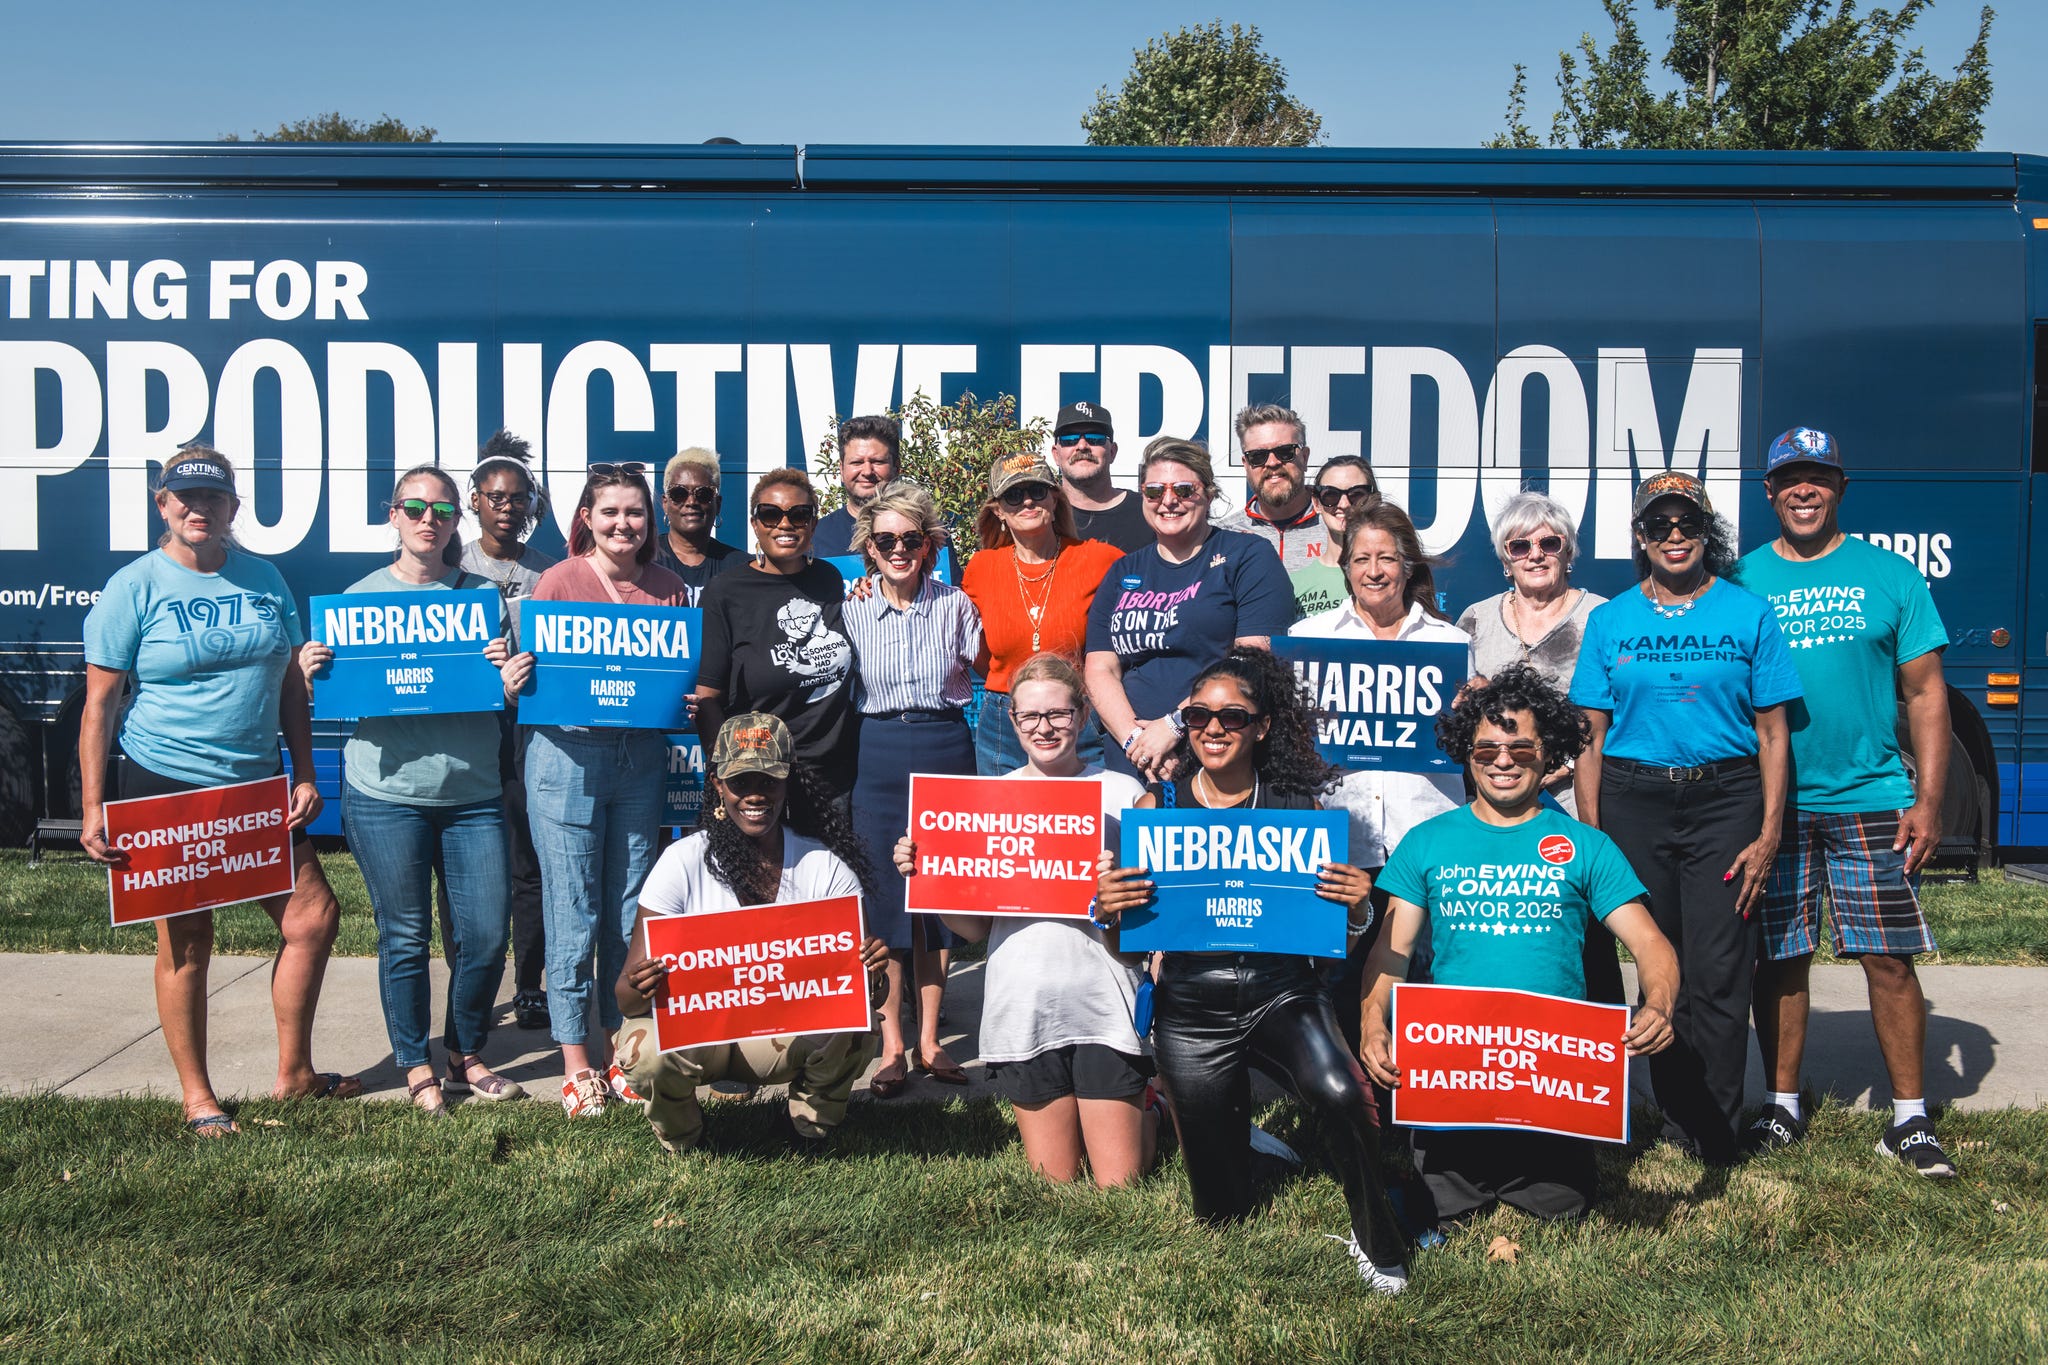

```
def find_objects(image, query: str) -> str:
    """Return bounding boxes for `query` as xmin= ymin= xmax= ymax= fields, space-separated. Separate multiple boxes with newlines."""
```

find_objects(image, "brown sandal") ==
xmin=408 ymin=1074 xmax=448 ymax=1120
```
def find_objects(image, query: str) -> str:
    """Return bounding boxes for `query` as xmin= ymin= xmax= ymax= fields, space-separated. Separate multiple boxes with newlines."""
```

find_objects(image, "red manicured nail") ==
xmin=1723 ymin=872 xmax=1734 ymax=882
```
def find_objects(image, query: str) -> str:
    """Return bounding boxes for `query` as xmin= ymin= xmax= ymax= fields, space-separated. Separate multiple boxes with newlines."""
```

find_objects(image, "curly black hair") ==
xmin=1171 ymin=645 xmax=1341 ymax=801
xmin=1434 ymin=663 xmax=1590 ymax=780
xmin=702 ymin=759 xmax=876 ymax=906
xmin=1630 ymin=510 xmax=1738 ymax=580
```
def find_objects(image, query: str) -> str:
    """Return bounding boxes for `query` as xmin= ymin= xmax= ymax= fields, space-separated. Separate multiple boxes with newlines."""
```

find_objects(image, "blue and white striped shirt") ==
xmin=842 ymin=575 xmax=984 ymax=714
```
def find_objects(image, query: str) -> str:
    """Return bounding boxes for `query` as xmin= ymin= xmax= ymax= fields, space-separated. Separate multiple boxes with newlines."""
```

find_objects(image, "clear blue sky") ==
xmin=4 ymin=1 xmax=2041 ymax=152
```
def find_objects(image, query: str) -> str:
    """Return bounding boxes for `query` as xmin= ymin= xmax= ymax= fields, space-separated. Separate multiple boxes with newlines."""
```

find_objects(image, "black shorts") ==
xmin=987 ymin=1044 xmax=1151 ymax=1106
xmin=116 ymin=757 xmax=311 ymax=848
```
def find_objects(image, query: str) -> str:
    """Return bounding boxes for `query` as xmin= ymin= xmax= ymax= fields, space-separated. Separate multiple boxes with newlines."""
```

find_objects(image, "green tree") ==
xmin=813 ymin=392 xmax=1048 ymax=565
xmin=223 ymin=112 xmax=436 ymax=143
xmin=1486 ymin=0 xmax=1994 ymax=151
xmin=1083 ymin=20 xmax=1323 ymax=147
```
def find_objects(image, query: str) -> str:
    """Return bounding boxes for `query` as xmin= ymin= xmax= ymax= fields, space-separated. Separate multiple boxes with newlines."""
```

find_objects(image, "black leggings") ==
xmin=1153 ymin=953 xmax=1405 ymax=1268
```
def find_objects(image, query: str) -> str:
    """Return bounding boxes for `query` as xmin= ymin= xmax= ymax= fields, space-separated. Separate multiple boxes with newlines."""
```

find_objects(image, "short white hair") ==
xmin=663 ymin=447 xmax=721 ymax=494
xmin=1492 ymin=492 xmax=1580 ymax=569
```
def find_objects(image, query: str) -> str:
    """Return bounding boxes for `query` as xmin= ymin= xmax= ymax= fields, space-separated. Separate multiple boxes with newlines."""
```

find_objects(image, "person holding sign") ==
xmin=78 ymin=447 xmax=358 ymax=1134
xmin=506 ymin=463 xmax=690 ymax=1119
xmin=1085 ymin=438 xmax=1294 ymax=783
xmin=1360 ymin=665 xmax=1678 ymax=1227
xmin=893 ymin=654 xmax=1161 ymax=1184
xmin=843 ymin=482 xmax=983 ymax=1095
xmin=1094 ymin=647 xmax=1409 ymax=1295
xmin=613 ymin=714 xmax=889 ymax=1152
xmin=298 ymin=465 xmax=522 ymax=1117
xmin=1570 ymin=471 xmax=1800 ymax=1165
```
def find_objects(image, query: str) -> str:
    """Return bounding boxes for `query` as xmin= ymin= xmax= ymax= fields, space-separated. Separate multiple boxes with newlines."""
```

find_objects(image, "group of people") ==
xmin=77 ymin=401 xmax=1958 ymax=1295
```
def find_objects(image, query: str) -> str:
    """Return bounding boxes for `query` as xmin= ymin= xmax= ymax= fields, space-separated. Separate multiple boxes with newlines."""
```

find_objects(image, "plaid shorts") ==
xmin=1760 ymin=810 xmax=1936 ymax=961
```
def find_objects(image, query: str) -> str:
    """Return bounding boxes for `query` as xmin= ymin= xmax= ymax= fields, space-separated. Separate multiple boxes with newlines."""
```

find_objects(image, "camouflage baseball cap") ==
xmin=711 ymin=712 xmax=793 ymax=779
xmin=988 ymin=450 xmax=1058 ymax=500
xmin=1630 ymin=470 xmax=1714 ymax=521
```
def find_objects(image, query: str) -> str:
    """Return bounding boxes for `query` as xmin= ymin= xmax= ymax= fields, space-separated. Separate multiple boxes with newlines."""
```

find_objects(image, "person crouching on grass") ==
xmin=1359 ymin=666 xmax=1679 ymax=1230
xmin=1093 ymin=646 xmax=1409 ymax=1295
xmin=613 ymin=714 xmax=889 ymax=1153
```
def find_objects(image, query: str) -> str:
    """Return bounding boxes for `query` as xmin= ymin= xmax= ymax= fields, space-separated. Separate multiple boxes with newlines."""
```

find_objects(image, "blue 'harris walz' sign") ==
xmin=1117 ymin=808 xmax=1349 ymax=958
xmin=519 ymin=602 xmax=702 ymax=729
xmin=1269 ymin=637 xmax=1468 ymax=775
xmin=309 ymin=589 xmax=505 ymax=720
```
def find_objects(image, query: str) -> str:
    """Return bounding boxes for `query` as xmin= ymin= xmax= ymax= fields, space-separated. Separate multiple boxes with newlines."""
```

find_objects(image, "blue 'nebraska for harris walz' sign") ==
xmin=1117 ymin=808 xmax=1349 ymax=957
xmin=309 ymin=590 xmax=505 ymax=720
xmin=520 ymin=602 xmax=702 ymax=729
xmin=1269 ymin=637 xmax=1468 ymax=774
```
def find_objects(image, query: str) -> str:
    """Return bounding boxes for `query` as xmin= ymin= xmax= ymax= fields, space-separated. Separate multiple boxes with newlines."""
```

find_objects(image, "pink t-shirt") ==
xmin=530 ymin=555 xmax=688 ymax=608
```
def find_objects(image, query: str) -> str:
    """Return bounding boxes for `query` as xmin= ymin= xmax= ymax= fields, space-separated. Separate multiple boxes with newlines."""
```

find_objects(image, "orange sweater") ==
xmin=961 ymin=538 xmax=1125 ymax=693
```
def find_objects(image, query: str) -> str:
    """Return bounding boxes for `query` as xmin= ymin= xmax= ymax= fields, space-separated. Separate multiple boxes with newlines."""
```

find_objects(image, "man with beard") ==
xmin=1049 ymin=401 xmax=1151 ymax=552
xmin=813 ymin=415 xmax=900 ymax=557
xmin=1218 ymin=404 xmax=1324 ymax=572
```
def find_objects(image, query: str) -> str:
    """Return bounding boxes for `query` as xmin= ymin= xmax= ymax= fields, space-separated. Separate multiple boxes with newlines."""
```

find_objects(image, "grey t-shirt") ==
xmin=1456 ymin=588 xmax=1607 ymax=689
xmin=460 ymin=539 xmax=557 ymax=649
xmin=977 ymin=766 xmax=1151 ymax=1063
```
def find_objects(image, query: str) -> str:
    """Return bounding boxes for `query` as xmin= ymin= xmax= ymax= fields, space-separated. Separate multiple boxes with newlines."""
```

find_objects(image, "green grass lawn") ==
xmin=1 ymin=1093 xmax=2042 ymax=1363
xmin=3 ymin=847 xmax=2044 ymax=964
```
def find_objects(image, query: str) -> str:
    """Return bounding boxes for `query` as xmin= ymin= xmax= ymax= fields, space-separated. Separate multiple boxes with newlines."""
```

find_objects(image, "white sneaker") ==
xmin=1247 ymin=1123 xmax=1304 ymax=1168
xmin=560 ymin=1068 xmax=608 ymax=1119
xmin=1329 ymin=1233 xmax=1409 ymax=1296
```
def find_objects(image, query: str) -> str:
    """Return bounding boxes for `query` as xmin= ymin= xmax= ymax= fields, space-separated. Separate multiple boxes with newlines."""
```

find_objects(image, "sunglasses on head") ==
xmin=1180 ymin=704 xmax=1261 ymax=733
xmin=753 ymin=502 xmax=817 ymax=528
xmin=1053 ymin=432 xmax=1109 ymax=447
xmin=868 ymin=531 xmax=928 ymax=556
xmin=1313 ymin=484 xmax=1376 ymax=510
xmin=587 ymin=462 xmax=647 ymax=480
xmin=665 ymin=485 xmax=716 ymax=508
xmin=397 ymin=498 xmax=456 ymax=523
xmin=1141 ymin=481 xmax=1202 ymax=503
xmin=1000 ymin=482 xmax=1054 ymax=509
xmin=1636 ymin=514 xmax=1706 ymax=543
xmin=1507 ymin=534 xmax=1566 ymax=559
xmin=1241 ymin=442 xmax=1303 ymax=468
xmin=1471 ymin=739 xmax=1542 ymax=766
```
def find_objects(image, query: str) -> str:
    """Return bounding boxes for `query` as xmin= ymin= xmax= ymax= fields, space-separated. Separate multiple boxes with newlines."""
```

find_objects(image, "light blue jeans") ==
xmin=524 ymin=726 xmax=667 ymax=1045
xmin=342 ymin=787 xmax=509 ymax=1068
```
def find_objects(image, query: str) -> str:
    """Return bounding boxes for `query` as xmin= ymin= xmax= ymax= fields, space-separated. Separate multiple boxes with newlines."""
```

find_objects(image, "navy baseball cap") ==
xmin=160 ymin=450 xmax=237 ymax=496
xmin=1765 ymin=427 xmax=1843 ymax=476
xmin=1054 ymin=401 xmax=1113 ymax=436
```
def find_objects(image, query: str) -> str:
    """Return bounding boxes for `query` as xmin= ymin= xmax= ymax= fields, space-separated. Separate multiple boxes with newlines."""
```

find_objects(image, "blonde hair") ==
xmin=663 ymin=447 xmax=722 ymax=494
xmin=1008 ymin=652 xmax=1087 ymax=707
xmin=1140 ymin=437 xmax=1219 ymax=501
xmin=851 ymin=480 xmax=947 ymax=569
xmin=153 ymin=445 xmax=240 ymax=550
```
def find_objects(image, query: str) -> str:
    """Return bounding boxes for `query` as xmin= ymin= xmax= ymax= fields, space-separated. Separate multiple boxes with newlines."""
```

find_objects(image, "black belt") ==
xmin=1606 ymin=753 xmax=1758 ymax=784
xmin=867 ymin=708 xmax=965 ymax=724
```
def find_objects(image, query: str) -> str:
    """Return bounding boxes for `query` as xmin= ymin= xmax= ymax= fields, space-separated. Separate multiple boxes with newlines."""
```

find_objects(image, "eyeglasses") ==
xmin=1053 ymin=432 xmax=1109 ymax=447
xmin=868 ymin=531 xmax=928 ymax=556
xmin=1180 ymin=704 xmax=1261 ymax=733
xmin=587 ymin=462 xmax=647 ymax=480
xmin=397 ymin=499 xmax=456 ymax=523
xmin=1313 ymin=484 xmax=1377 ymax=510
xmin=1141 ymin=481 xmax=1202 ymax=503
xmin=476 ymin=490 xmax=531 ymax=510
xmin=1470 ymin=740 xmax=1543 ymax=767
xmin=1000 ymin=482 xmax=1054 ymax=509
xmin=1241 ymin=443 xmax=1304 ymax=468
xmin=753 ymin=503 xmax=818 ymax=528
xmin=665 ymin=485 xmax=716 ymax=508
xmin=1636 ymin=514 xmax=1705 ymax=543
xmin=1012 ymin=707 xmax=1078 ymax=732
xmin=1507 ymin=534 xmax=1566 ymax=559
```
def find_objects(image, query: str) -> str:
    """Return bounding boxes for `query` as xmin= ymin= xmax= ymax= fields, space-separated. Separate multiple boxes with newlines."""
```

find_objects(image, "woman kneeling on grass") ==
xmin=1093 ymin=646 xmax=1410 ymax=1295
xmin=892 ymin=653 xmax=1162 ymax=1186
xmin=613 ymin=713 xmax=889 ymax=1152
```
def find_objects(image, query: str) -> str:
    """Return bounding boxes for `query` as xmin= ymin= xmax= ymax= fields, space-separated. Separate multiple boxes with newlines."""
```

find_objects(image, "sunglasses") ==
xmin=1000 ymin=482 xmax=1054 ymax=509
xmin=869 ymin=531 xmax=929 ymax=556
xmin=1053 ymin=432 xmax=1109 ymax=447
xmin=665 ymin=485 xmax=716 ymax=508
xmin=1636 ymin=514 xmax=1706 ymax=543
xmin=1507 ymin=534 xmax=1566 ymax=559
xmin=1012 ymin=706 xmax=1077 ymax=732
xmin=753 ymin=503 xmax=818 ymax=528
xmin=1180 ymin=704 xmax=1261 ymax=733
xmin=588 ymin=462 xmax=647 ymax=480
xmin=1141 ymin=481 xmax=1203 ymax=504
xmin=1313 ymin=484 xmax=1377 ymax=510
xmin=1471 ymin=740 xmax=1543 ymax=766
xmin=397 ymin=499 xmax=457 ymax=523
xmin=1242 ymin=443 xmax=1304 ymax=468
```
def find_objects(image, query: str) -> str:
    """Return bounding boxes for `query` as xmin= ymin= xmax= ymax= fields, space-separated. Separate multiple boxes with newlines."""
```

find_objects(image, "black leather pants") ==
xmin=1153 ymin=953 xmax=1406 ymax=1268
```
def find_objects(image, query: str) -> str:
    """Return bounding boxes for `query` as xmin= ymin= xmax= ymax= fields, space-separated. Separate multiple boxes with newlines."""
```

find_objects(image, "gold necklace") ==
xmin=1013 ymin=546 xmax=1062 ymax=653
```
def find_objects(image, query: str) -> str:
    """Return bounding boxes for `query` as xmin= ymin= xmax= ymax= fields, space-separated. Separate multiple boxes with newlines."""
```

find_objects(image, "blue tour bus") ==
xmin=0 ymin=142 xmax=2042 ymax=855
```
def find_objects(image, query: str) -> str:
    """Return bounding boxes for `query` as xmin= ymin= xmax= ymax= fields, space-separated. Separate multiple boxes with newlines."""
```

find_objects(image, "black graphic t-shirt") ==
xmin=698 ymin=559 xmax=857 ymax=783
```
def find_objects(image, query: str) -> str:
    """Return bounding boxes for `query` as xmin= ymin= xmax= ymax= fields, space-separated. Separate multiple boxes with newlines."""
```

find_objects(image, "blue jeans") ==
xmin=342 ymin=786 xmax=509 ymax=1068
xmin=975 ymin=690 xmax=1107 ymax=776
xmin=524 ymin=726 xmax=667 ymax=1045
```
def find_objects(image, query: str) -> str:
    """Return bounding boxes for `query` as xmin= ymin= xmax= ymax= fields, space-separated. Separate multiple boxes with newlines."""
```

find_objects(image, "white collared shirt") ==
xmin=1290 ymin=599 xmax=1474 ymax=868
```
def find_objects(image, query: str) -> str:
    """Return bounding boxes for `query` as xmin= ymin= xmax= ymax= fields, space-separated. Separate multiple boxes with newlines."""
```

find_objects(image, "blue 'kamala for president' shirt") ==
xmin=1568 ymin=579 xmax=1802 ymax=767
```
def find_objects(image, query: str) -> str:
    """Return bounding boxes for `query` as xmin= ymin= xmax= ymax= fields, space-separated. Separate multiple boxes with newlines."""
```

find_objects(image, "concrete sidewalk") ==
xmin=2 ymin=953 xmax=2041 ymax=1112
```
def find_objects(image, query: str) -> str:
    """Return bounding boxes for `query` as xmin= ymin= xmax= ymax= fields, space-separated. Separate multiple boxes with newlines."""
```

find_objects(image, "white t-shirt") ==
xmin=638 ymin=829 xmax=860 ymax=917
xmin=979 ymin=765 xmax=1151 ymax=1064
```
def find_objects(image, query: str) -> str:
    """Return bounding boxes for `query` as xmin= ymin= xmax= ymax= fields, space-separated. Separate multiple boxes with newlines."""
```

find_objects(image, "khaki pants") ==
xmin=613 ymin=1017 xmax=875 ymax=1152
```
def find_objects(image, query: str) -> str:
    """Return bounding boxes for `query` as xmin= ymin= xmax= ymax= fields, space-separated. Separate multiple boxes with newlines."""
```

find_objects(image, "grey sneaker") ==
xmin=1329 ymin=1234 xmax=1409 ymax=1296
xmin=1248 ymin=1124 xmax=1303 ymax=1168
xmin=1877 ymin=1115 xmax=1957 ymax=1178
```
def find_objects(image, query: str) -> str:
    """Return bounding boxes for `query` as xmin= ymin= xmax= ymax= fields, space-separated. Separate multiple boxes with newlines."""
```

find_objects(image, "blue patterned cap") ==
xmin=1765 ymin=427 xmax=1842 ymax=475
